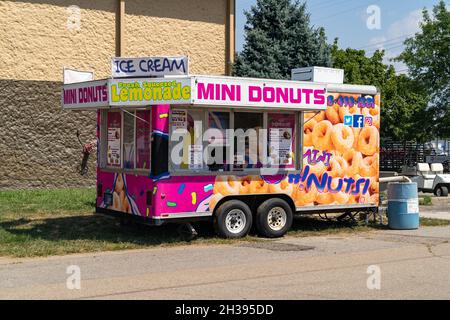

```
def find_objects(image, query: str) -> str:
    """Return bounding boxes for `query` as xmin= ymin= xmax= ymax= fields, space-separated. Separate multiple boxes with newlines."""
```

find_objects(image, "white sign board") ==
xmin=407 ymin=198 xmax=419 ymax=214
xmin=111 ymin=56 xmax=189 ymax=78
xmin=63 ymin=68 xmax=94 ymax=84
xmin=62 ymin=80 xmax=109 ymax=109
xmin=63 ymin=75 xmax=328 ymax=111
xmin=191 ymin=76 xmax=327 ymax=110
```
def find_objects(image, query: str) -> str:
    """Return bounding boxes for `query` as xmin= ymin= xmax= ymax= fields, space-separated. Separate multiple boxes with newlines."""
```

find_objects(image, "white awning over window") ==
xmin=62 ymin=75 xmax=330 ymax=111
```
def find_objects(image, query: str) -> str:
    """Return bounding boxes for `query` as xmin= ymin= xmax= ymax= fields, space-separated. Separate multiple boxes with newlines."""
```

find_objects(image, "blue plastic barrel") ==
xmin=387 ymin=182 xmax=419 ymax=229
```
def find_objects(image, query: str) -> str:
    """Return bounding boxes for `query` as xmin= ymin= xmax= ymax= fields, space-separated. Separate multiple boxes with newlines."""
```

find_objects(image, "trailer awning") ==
xmin=62 ymin=75 xmax=328 ymax=111
xmin=327 ymin=83 xmax=378 ymax=95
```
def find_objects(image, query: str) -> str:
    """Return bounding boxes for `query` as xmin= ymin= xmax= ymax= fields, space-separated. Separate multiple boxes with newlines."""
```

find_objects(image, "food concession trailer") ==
xmin=62 ymin=63 xmax=380 ymax=238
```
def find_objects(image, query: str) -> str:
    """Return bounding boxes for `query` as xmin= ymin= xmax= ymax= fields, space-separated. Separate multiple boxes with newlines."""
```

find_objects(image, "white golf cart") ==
xmin=404 ymin=163 xmax=450 ymax=197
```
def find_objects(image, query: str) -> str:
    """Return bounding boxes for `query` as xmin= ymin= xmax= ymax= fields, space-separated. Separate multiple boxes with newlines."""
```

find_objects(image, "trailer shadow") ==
xmin=0 ymin=215 xmax=184 ymax=247
xmin=0 ymin=212 xmax=387 ymax=251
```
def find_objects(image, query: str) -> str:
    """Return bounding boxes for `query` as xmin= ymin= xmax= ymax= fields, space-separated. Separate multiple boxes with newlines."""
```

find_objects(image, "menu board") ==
xmin=188 ymin=145 xmax=203 ymax=170
xmin=171 ymin=109 xmax=187 ymax=130
xmin=171 ymin=109 xmax=205 ymax=170
xmin=268 ymin=114 xmax=295 ymax=167
xmin=171 ymin=110 xmax=188 ymax=169
xmin=107 ymin=112 xmax=121 ymax=167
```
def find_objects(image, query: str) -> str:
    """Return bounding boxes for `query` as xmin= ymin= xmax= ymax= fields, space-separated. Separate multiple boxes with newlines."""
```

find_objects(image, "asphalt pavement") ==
xmin=419 ymin=195 xmax=450 ymax=220
xmin=1 ymin=225 xmax=450 ymax=299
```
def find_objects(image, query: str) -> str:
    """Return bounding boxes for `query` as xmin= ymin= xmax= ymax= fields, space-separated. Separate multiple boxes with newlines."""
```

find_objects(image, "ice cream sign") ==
xmin=112 ymin=56 xmax=188 ymax=78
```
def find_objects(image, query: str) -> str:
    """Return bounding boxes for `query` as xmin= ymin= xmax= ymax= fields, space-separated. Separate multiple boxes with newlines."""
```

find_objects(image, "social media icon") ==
xmin=353 ymin=114 xmax=364 ymax=128
xmin=365 ymin=116 xmax=373 ymax=126
xmin=344 ymin=115 xmax=353 ymax=126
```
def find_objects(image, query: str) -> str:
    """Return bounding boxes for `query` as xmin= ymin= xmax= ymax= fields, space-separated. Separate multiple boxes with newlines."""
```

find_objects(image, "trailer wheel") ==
xmin=434 ymin=185 xmax=449 ymax=197
xmin=214 ymin=200 xmax=252 ymax=238
xmin=255 ymin=198 xmax=293 ymax=238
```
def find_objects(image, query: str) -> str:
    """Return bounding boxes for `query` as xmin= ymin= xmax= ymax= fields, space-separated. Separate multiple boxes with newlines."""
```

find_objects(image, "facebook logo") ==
xmin=344 ymin=115 xmax=353 ymax=126
xmin=353 ymin=114 xmax=364 ymax=128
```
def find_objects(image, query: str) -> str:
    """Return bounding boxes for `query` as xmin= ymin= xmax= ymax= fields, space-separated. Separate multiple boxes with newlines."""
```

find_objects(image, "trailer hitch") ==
xmin=76 ymin=130 xmax=96 ymax=176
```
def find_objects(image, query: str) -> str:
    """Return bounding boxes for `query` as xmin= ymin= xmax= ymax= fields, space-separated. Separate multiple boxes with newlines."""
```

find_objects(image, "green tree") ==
xmin=331 ymin=42 xmax=394 ymax=89
xmin=234 ymin=0 xmax=332 ymax=79
xmin=396 ymin=1 xmax=450 ymax=138
xmin=382 ymin=75 xmax=431 ymax=143
xmin=331 ymin=41 xmax=431 ymax=143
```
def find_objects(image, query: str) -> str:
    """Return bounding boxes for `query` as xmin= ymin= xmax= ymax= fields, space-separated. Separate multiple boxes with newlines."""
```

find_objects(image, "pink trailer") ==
xmin=62 ymin=72 xmax=380 ymax=238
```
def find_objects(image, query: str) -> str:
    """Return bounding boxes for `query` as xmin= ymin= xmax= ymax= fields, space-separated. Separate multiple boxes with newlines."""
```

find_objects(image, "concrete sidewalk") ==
xmin=1 ymin=225 xmax=450 ymax=300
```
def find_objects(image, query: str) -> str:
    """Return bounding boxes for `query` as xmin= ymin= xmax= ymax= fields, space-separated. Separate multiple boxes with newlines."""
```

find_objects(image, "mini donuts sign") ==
xmin=62 ymin=80 xmax=109 ymax=109
xmin=192 ymin=76 xmax=327 ymax=110
xmin=62 ymin=76 xmax=327 ymax=110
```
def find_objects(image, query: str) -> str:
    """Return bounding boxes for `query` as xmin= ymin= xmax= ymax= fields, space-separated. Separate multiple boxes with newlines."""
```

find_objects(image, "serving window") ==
xmin=170 ymin=109 xmax=204 ymax=171
xmin=135 ymin=110 xmax=151 ymax=170
xmin=123 ymin=112 xmax=135 ymax=169
xmin=207 ymin=111 xmax=231 ymax=171
xmin=101 ymin=109 xmax=151 ymax=173
xmin=233 ymin=111 xmax=263 ymax=170
xmin=169 ymin=108 xmax=299 ymax=174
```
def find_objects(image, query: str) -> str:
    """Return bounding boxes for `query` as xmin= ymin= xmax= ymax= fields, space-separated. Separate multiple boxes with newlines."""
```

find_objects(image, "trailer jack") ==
xmin=177 ymin=223 xmax=198 ymax=241
xmin=336 ymin=212 xmax=358 ymax=223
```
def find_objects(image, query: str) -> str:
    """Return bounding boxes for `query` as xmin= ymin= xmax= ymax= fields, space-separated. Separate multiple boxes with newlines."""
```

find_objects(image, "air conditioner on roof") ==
xmin=291 ymin=66 xmax=344 ymax=84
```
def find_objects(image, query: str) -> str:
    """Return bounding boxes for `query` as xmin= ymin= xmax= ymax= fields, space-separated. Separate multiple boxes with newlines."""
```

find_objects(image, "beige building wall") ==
xmin=0 ymin=1 xmax=116 ymax=81
xmin=0 ymin=0 xmax=231 ymax=189
xmin=124 ymin=0 xmax=227 ymax=75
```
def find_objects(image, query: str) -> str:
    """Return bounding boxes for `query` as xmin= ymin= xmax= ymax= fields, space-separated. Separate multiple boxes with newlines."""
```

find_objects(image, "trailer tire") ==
xmin=255 ymin=198 xmax=293 ymax=238
xmin=213 ymin=200 xmax=252 ymax=238
xmin=434 ymin=185 xmax=448 ymax=197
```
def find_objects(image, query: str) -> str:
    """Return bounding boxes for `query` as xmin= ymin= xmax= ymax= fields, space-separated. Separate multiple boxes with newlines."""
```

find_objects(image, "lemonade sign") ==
xmin=109 ymin=78 xmax=191 ymax=106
